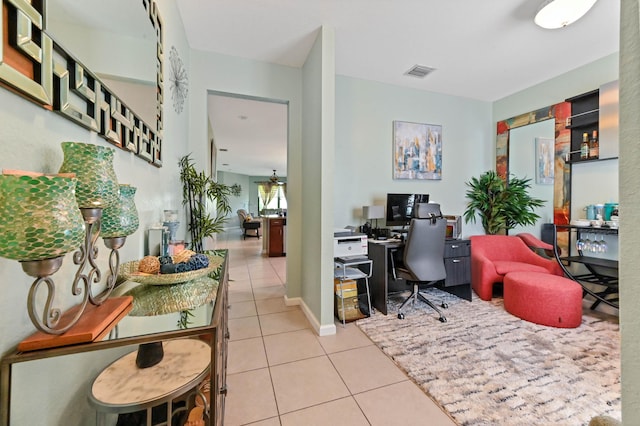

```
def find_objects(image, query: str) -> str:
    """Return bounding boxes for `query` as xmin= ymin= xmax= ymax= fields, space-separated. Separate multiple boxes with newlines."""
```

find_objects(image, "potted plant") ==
xmin=463 ymin=170 xmax=544 ymax=235
xmin=179 ymin=154 xmax=232 ymax=252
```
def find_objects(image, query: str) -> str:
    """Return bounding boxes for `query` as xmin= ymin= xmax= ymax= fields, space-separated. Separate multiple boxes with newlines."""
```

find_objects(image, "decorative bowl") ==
xmin=124 ymin=275 xmax=220 ymax=316
xmin=118 ymin=254 xmax=223 ymax=285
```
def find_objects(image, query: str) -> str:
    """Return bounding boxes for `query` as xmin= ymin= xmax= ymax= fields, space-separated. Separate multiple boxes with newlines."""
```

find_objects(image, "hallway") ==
xmin=216 ymin=230 xmax=456 ymax=425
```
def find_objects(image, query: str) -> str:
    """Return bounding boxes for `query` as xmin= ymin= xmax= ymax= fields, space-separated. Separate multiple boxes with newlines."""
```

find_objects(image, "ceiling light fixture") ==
xmin=534 ymin=0 xmax=598 ymax=29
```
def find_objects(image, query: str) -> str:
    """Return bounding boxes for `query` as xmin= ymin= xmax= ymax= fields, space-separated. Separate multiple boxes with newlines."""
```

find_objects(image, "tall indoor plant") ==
xmin=179 ymin=154 xmax=232 ymax=252
xmin=463 ymin=170 xmax=544 ymax=235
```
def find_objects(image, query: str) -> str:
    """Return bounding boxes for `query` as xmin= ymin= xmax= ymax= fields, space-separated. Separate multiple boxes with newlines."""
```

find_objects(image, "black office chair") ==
xmin=394 ymin=203 xmax=448 ymax=322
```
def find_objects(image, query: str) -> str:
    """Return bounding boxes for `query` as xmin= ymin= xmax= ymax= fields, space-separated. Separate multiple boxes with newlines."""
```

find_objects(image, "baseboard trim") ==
xmin=285 ymin=295 xmax=336 ymax=336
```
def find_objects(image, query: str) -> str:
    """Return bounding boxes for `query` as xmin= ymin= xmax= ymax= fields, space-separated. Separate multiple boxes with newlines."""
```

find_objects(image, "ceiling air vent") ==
xmin=405 ymin=65 xmax=436 ymax=78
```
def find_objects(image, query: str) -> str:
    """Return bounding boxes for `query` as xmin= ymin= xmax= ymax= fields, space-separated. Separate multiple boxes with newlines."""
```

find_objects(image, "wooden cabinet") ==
xmin=268 ymin=218 xmax=286 ymax=257
xmin=443 ymin=239 xmax=471 ymax=287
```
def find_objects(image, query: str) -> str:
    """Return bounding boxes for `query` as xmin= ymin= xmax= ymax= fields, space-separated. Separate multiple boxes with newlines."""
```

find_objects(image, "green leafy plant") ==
xmin=463 ymin=170 xmax=545 ymax=235
xmin=179 ymin=154 xmax=232 ymax=252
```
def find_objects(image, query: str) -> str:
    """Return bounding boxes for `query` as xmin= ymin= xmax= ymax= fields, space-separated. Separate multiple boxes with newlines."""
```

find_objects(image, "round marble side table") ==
xmin=89 ymin=338 xmax=210 ymax=426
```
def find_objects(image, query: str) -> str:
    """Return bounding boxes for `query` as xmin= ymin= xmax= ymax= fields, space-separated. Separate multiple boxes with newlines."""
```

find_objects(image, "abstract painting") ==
xmin=536 ymin=137 xmax=554 ymax=184
xmin=393 ymin=121 xmax=442 ymax=180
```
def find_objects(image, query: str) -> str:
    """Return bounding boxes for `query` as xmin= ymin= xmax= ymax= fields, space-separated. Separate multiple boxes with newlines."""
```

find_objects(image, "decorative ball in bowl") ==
xmin=119 ymin=253 xmax=223 ymax=285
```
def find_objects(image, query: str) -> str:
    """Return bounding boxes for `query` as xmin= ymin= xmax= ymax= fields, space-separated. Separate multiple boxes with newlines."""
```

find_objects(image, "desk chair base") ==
xmin=397 ymin=283 xmax=447 ymax=322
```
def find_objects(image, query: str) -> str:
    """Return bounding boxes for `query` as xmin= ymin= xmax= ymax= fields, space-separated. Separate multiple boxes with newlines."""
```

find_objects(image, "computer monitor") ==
xmin=385 ymin=193 xmax=429 ymax=227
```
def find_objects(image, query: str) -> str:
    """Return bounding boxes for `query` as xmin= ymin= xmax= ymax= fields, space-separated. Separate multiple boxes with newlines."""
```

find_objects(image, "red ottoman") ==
xmin=503 ymin=271 xmax=583 ymax=328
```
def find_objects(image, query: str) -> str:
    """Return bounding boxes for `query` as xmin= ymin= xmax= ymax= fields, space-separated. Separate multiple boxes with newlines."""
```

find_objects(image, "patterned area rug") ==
xmin=356 ymin=288 xmax=620 ymax=426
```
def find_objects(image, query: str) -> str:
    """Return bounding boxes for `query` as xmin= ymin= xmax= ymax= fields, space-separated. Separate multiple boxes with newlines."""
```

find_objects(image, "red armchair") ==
xmin=470 ymin=235 xmax=564 ymax=301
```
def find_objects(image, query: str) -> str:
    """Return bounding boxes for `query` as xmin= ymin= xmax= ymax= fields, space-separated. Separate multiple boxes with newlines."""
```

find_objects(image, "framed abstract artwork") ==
xmin=393 ymin=121 xmax=442 ymax=180
xmin=535 ymin=137 xmax=554 ymax=185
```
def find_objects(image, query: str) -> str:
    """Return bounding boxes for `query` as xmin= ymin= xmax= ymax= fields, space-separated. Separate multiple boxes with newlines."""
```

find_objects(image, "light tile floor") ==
xmin=216 ymin=231 xmax=456 ymax=426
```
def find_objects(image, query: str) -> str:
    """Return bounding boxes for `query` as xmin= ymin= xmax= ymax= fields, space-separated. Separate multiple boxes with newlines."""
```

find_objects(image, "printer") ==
xmin=333 ymin=230 xmax=368 ymax=258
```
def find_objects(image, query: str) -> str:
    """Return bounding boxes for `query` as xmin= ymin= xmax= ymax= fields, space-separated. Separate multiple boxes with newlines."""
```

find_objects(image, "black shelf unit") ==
xmin=565 ymin=156 xmax=618 ymax=165
xmin=565 ymin=89 xmax=599 ymax=163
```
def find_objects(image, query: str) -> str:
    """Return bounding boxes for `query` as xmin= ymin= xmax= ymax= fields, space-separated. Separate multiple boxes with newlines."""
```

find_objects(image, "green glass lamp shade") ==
xmin=58 ymin=142 xmax=119 ymax=209
xmin=101 ymin=184 xmax=139 ymax=238
xmin=0 ymin=174 xmax=85 ymax=261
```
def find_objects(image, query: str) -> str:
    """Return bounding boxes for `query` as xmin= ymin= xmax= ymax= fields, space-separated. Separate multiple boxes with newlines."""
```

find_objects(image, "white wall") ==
xmin=218 ymin=170 xmax=251 ymax=228
xmin=619 ymin=0 xmax=640 ymax=420
xmin=334 ymin=76 xmax=493 ymax=239
xmin=0 ymin=1 xmax=191 ymax=424
xmin=300 ymin=27 xmax=336 ymax=332
xmin=187 ymin=48 xmax=304 ymax=303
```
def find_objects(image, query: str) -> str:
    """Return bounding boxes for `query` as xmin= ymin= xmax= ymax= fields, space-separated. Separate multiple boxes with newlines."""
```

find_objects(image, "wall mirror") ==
xmin=496 ymin=102 xmax=571 ymax=241
xmin=508 ymin=120 xmax=555 ymax=237
xmin=0 ymin=0 xmax=163 ymax=166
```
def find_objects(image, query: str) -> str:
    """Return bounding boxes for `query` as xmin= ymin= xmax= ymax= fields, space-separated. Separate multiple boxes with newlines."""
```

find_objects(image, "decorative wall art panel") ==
xmin=0 ymin=0 xmax=164 ymax=167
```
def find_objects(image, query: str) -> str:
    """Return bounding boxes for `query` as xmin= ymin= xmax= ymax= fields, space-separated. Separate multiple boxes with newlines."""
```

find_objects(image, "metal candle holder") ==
xmin=21 ymin=207 xmax=125 ymax=334
xmin=0 ymin=142 xmax=139 ymax=335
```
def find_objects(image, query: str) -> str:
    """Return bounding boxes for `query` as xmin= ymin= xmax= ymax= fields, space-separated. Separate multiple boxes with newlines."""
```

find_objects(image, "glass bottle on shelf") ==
xmin=589 ymin=130 xmax=599 ymax=159
xmin=580 ymin=132 xmax=589 ymax=160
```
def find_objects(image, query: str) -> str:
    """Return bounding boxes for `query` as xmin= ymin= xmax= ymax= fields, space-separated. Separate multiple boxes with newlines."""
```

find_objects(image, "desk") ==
xmin=368 ymin=239 xmax=472 ymax=315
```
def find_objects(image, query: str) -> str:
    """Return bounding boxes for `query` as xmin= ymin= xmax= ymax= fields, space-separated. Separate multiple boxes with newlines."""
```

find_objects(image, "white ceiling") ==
xmin=207 ymin=95 xmax=288 ymax=178
xmin=176 ymin=0 xmax=620 ymax=177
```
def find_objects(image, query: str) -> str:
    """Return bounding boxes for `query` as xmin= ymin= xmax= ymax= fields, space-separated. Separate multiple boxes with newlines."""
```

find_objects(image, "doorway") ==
xmin=206 ymin=91 xmax=289 ymax=248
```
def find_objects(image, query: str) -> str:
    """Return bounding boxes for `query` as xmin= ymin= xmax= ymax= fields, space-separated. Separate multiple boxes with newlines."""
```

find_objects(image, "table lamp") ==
xmin=363 ymin=205 xmax=385 ymax=238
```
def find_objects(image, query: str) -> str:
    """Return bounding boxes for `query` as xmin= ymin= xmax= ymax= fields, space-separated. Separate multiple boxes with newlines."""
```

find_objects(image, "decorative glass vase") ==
xmin=0 ymin=174 xmax=85 ymax=261
xmin=101 ymin=184 xmax=139 ymax=238
xmin=58 ymin=142 xmax=119 ymax=209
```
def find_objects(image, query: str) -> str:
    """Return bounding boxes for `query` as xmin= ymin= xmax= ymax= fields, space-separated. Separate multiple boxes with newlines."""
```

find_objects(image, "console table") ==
xmin=0 ymin=253 xmax=229 ymax=426
xmin=90 ymin=339 xmax=211 ymax=425
xmin=368 ymin=239 xmax=472 ymax=315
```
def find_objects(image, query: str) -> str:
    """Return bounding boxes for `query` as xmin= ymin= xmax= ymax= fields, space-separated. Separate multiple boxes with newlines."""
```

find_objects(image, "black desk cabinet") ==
xmin=443 ymin=239 xmax=471 ymax=286
xmin=368 ymin=239 xmax=472 ymax=315
xmin=441 ymin=239 xmax=472 ymax=301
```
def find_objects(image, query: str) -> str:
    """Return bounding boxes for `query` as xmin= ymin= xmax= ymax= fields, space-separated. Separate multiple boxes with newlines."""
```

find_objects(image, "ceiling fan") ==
xmin=269 ymin=170 xmax=283 ymax=184
xmin=255 ymin=170 xmax=284 ymax=185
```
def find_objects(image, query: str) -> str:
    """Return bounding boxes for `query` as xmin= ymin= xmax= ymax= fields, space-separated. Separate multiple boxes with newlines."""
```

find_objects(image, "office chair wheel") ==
xmin=441 ymin=303 xmax=448 ymax=309
xmin=439 ymin=317 xmax=447 ymax=323
xmin=397 ymin=313 xmax=405 ymax=319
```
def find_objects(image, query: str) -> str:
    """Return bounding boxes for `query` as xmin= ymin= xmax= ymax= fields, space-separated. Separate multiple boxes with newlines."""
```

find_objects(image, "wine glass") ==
xmin=582 ymin=233 xmax=591 ymax=253
xmin=576 ymin=235 xmax=585 ymax=252
xmin=590 ymin=234 xmax=601 ymax=253
xmin=599 ymin=235 xmax=608 ymax=253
